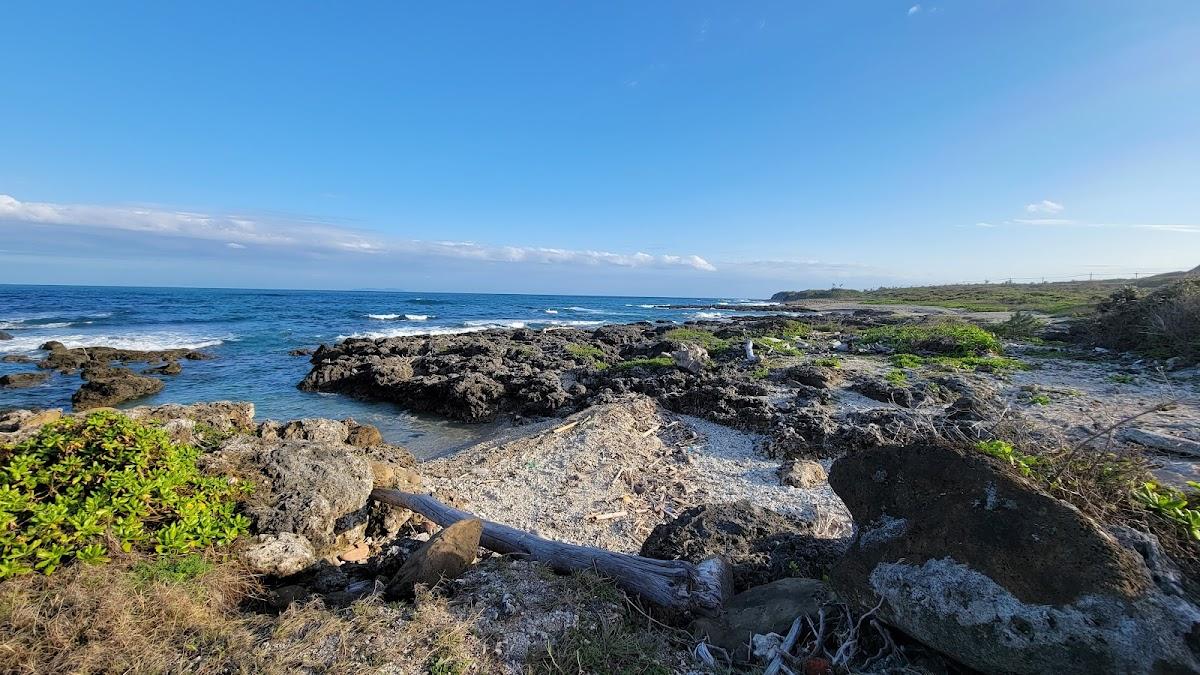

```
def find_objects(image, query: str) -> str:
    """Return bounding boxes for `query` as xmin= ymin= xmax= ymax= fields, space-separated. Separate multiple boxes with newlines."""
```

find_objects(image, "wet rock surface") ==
xmin=0 ymin=372 xmax=50 ymax=388
xmin=828 ymin=443 xmax=1200 ymax=674
xmin=71 ymin=367 xmax=164 ymax=409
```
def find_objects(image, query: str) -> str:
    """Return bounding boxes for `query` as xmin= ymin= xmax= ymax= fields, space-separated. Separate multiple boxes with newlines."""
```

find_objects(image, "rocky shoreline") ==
xmin=5 ymin=307 xmax=1200 ymax=673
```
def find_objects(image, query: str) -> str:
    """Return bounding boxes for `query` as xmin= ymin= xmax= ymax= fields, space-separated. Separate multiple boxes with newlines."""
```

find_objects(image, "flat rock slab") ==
xmin=1121 ymin=428 xmax=1200 ymax=458
xmin=386 ymin=518 xmax=482 ymax=599
xmin=693 ymin=577 xmax=830 ymax=661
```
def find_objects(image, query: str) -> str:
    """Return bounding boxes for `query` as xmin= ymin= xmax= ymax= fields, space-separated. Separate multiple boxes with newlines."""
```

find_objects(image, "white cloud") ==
xmin=908 ymin=5 xmax=921 ymax=15
xmin=0 ymin=194 xmax=717 ymax=272
xmin=975 ymin=222 xmax=995 ymax=228
xmin=1013 ymin=218 xmax=1078 ymax=226
xmin=1025 ymin=199 xmax=1064 ymax=214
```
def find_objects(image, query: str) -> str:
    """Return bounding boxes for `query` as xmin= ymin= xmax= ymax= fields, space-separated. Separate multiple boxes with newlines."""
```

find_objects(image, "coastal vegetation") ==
xmin=771 ymin=267 xmax=1197 ymax=314
xmin=0 ymin=411 xmax=250 ymax=579
xmin=859 ymin=318 xmax=1002 ymax=356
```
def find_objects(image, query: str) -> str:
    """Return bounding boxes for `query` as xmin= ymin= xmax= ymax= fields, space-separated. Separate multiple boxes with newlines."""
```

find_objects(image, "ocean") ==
xmin=0 ymin=285 xmax=775 ymax=457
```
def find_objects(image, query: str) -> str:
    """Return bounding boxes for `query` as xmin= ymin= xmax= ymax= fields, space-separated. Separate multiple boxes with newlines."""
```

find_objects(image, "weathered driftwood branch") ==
xmin=371 ymin=488 xmax=732 ymax=619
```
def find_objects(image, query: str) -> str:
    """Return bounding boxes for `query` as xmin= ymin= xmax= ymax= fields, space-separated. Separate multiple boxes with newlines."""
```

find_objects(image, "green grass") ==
xmin=1028 ymin=393 xmax=1051 ymax=405
xmin=860 ymin=319 xmax=1002 ymax=357
xmin=663 ymin=327 xmax=731 ymax=352
xmin=811 ymin=357 xmax=842 ymax=368
xmin=612 ymin=356 xmax=675 ymax=371
xmin=130 ymin=553 xmax=213 ymax=585
xmin=1109 ymin=374 xmax=1136 ymax=384
xmin=751 ymin=336 xmax=803 ymax=357
xmin=779 ymin=320 xmax=812 ymax=338
xmin=565 ymin=343 xmax=608 ymax=370
xmin=884 ymin=369 xmax=908 ymax=385
xmin=0 ymin=411 xmax=251 ymax=579
xmin=750 ymin=365 xmax=771 ymax=380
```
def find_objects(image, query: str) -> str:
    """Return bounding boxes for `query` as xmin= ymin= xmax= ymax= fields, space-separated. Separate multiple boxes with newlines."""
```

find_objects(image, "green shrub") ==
xmin=860 ymin=319 xmax=1002 ymax=357
xmin=750 ymin=365 xmax=771 ymax=380
xmin=1091 ymin=279 xmax=1200 ymax=359
xmin=929 ymin=355 xmax=1030 ymax=373
xmin=1028 ymin=393 xmax=1051 ymax=406
xmin=612 ymin=356 xmax=675 ymax=371
xmin=0 ymin=411 xmax=251 ymax=579
xmin=663 ymin=328 xmax=731 ymax=352
xmin=752 ymin=336 xmax=802 ymax=357
xmin=1134 ymin=482 xmax=1200 ymax=541
xmin=884 ymin=369 xmax=908 ymax=385
xmin=975 ymin=440 xmax=1039 ymax=478
xmin=779 ymin=321 xmax=812 ymax=338
xmin=812 ymin=357 xmax=842 ymax=368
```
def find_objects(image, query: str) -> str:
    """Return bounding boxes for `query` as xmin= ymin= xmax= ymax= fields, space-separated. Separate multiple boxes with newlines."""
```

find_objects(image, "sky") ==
xmin=1 ymin=1 xmax=1198 ymax=297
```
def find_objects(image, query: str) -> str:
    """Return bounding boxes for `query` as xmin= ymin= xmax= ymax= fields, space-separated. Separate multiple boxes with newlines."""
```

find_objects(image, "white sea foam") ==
xmin=340 ymin=325 xmax=491 ymax=340
xmin=564 ymin=306 xmax=604 ymax=314
xmin=0 ymin=333 xmax=227 ymax=354
xmin=404 ymin=314 xmax=430 ymax=321
xmin=464 ymin=320 xmax=527 ymax=329
xmin=367 ymin=313 xmax=402 ymax=320
xmin=544 ymin=309 xmax=559 ymax=314
xmin=691 ymin=311 xmax=726 ymax=319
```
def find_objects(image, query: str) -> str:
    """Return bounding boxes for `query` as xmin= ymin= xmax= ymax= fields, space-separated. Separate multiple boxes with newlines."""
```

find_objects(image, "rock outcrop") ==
xmin=641 ymin=501 xmax=846 ymax=591
xmin=828 ymin=443 xmax=1200 ymax=674
xmin=71 ymin=367 xmax=164 ymax=409
xmin=0 ymin=372 xmax=50 ymax=388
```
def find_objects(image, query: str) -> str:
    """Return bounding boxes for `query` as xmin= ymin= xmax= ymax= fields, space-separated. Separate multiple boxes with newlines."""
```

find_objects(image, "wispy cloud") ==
xmin=907 ymin=5 xmax=921 ymax=16
xmin=1013 ymin=218 xmax=1077 ymax=226
xmin=0 ymin=194 xmax=717 ymax=272
xmin=1025 ymin=199 xmax=1064 ymax=214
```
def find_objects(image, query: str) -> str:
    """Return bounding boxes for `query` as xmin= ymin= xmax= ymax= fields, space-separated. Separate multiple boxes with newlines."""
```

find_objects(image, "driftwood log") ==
xmin=371 ymin=488 xmax=732 ymax=619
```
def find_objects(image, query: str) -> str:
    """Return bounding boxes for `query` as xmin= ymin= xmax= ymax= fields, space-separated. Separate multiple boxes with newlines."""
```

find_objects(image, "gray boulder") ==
xmin=671 ymin=344 xmax=709 ymax=375
xmin=829 ymin=443 xmax=1200 ymax=674
xmin=693 ymin=578 xmax=830 ymax=661
xmin=0 ymin=330 xmax=12 ymax=340
xmin=241 ymin=532 xmax=317 ymax=577
xmin=71 ymin=367 xmax=164 ymax=409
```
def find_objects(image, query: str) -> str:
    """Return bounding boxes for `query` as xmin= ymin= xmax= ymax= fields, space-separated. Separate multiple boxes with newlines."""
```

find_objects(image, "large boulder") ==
xmin=71 ymin=367 xmax=164 ymax=409
xmin=641 ymin=501 xmax=846 ymax=591
xmin=0 ymin=330 xmax=12 ymax=340
xmin=828 ymin=444 xmax=1200 ymax=674
xmin=671 ymin=344 xmax=709 ymax=375
xmin=385 ymin=518 xmax=482 ymax=599
xmin=0 ymin=372 xmax=50 ymax=388
xmin=226 ymin=438 xmax=374 ymax=552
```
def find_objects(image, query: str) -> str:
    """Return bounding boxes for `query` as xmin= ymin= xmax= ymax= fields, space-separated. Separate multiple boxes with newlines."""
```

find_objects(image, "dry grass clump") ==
xmin=1092 ymin=279 xmax=1200 ymax=360
xmin=0 ymin=551 xmax=259 ymax=674
xmin=0 ymin=551 xmax=501 ymax=674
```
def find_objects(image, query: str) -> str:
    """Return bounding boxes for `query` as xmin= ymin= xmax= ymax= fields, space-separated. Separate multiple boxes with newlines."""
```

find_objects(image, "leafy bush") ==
xmin=1091 ymin=279 xmax=1200 ymax=360
xmin=884 ymin=369 xmax=908 ymax=385
xmin=811 ymin=357 xmax=842 ymax=368
xmin=975 ymin=440 xmax=1039 ymax=478
xmin=0 ymin=411 xmax=250 ymax=579
xmin=1134 ymin=482 xmax=1200 ymax=542
xmin=860 ymin=319 xmax=1002 ymax=357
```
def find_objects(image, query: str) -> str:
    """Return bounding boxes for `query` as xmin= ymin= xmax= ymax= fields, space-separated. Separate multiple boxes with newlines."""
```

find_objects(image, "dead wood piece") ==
xmin=371 ymin=488 xmax=732 ymax=619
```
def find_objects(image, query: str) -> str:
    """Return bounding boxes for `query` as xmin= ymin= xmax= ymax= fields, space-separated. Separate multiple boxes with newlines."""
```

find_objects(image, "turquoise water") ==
xmin=0 ymin=285 xmax=773 ymax=455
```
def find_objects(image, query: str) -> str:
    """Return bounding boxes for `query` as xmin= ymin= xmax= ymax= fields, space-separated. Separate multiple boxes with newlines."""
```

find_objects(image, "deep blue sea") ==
xmin=0 ymin=285 xmax=775 ymax=456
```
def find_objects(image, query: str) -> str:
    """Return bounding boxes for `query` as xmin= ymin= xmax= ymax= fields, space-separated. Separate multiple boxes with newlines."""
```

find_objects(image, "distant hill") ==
xmin=771 ymin=267 xmax=1197 ymax=315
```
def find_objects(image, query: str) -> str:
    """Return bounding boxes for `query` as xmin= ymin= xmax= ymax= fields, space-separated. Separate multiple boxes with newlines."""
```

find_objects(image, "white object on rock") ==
xmin=672 ymin=344 xmax=710 ymax=375
xmin=744 ymin=339 xmax=758 ymax=363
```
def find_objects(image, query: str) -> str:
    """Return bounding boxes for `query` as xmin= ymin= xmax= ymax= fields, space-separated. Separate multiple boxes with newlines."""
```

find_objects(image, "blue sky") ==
xmin=1 ymin=1 xmax=1198 ymax=296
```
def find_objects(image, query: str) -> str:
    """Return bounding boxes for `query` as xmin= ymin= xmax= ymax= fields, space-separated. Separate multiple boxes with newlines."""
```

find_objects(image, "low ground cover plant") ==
xmin=861 ymin=319 xmax=1002 ymax=357
xmin=0 ymin=411 xmax=251 ymax=579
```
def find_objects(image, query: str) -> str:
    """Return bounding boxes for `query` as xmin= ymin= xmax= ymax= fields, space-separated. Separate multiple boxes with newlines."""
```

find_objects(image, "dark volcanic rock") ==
xmin=784 ymin=364 xmax=841 ymax=389
xmin=0 ymin=330 xmax=12 ymax=341
xmin=1 ymin=355 xmax=35 ymax=364
xmin=71 ymin=367 xmax=164 ymax=409
xmin=39 ymin=343 xmax=209 ymax=374
xmin=142 ymin=360 xmax=182 ymax=376
xmin=0 ymin=372 xmax=50 ymax=388
xmin=640 ymin=501 xmax=846 ymax=591
xmin=828 ymin=443 xmax=1200 ymax=674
